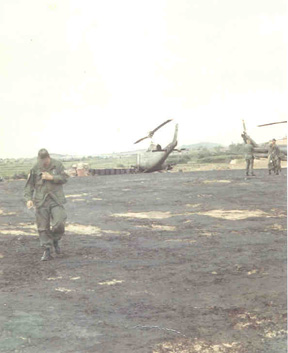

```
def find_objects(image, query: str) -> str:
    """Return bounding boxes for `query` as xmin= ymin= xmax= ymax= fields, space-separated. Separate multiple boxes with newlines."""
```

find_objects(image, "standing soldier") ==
xmin=268 ymin=138 xmax=281 ymax=175
xmin=24 ymin=149 xmax=68 ymax=261
xmin=243 ymin=139 xmax=255 ymax=176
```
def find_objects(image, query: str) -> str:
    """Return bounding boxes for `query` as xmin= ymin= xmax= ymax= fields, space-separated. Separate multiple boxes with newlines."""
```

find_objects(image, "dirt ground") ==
xmin=0 ymin=168 xmax=286 ymax=353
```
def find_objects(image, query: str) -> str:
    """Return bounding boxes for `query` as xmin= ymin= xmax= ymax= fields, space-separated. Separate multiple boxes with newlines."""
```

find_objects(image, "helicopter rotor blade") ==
xmin=257 ymin=121 xmax=287 ymax=127
xmin=134 ymin=136 xmax=149 ymax=144
xmin=134 ymin=119 xmax=173 ymax=144
xmin=150 ymin=119 xmax=173 ymax=135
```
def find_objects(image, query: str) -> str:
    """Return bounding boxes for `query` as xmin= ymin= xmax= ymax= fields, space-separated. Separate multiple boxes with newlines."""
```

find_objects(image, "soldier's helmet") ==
xmin=272 ymin=138 xmax=276 ymax=142
xmin=38 ymin=149 xmax=50 ymax=159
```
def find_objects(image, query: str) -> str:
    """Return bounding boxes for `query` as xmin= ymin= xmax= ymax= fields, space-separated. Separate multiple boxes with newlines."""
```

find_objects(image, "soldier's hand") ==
xmin=27 ymin=200 xmax=34 ymax=209
xmin=42 ymin=172 xmax=54 ymax=181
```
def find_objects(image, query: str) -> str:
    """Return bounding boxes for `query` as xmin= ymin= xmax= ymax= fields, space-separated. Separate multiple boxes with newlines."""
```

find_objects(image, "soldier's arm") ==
xmin=24 ymin=170 xmax=35 ymax=201
xmin=52 ymin=163 xmax=69 ymax=184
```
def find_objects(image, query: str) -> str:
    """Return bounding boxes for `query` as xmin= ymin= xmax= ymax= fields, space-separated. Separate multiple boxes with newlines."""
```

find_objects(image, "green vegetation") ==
xmin=167 ymin=144 xmax=244 ymax=166
xmin=0 ymin=155 xmax=138 ymax=179
xmin=0 ymin=144 xmax=245 ymax=179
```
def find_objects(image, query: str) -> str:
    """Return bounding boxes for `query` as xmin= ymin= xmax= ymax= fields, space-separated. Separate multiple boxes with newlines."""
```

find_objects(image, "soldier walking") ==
xmin=268 ymin=139 xmax=281 ymax=175
xmin=243 ymin=139 xmax=255 ymax=176
xmin=24 ymin=149 xmax=68 ymax=261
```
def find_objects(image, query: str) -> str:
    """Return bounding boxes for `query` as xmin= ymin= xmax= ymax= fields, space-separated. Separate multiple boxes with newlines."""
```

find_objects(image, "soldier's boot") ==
xmin=54 ymin=240 xmax=61 ymax=254
xmin=251 ymin=172 xmax=256 ymax=176
xmin=246 ymin=172 xmax=249 ymax=176
xmin=41 ymin=248 xmax=53 ymax=261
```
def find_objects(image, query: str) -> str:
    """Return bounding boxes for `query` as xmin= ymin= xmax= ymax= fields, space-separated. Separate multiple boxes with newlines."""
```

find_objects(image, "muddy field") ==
xmin=0 ymin=169 xmax=287 ymax=353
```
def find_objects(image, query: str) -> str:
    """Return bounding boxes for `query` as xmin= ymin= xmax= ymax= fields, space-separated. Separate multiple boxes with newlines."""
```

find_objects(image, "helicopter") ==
xmin=133 ymin=120 xmax=182 ymax=172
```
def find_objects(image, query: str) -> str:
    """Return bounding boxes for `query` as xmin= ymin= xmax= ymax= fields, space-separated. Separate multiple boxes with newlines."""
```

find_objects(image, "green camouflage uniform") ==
xmin=243 ymin=144 xmax=254 ymax=175
xmin=24 ymin=159 xmax=68 ymax=249
xmin=268 ymin=144 xmax=281 ymax=174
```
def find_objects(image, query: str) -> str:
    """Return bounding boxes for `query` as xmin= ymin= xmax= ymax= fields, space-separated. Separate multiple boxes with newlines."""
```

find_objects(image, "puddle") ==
xmin=196 ymin=209 xmax=271 ymax=220
xmin=70 ymin=277 xmax=81 ymax=281
xmin=92 ymin=198 xmax=103 ymax=201
xmin=113 ymin=211 xmax=172 ymax=219
xmin=98 ymin=279 xmax=124 ymax=286
xmin=71 ymin=199 xmax=86 ymax=202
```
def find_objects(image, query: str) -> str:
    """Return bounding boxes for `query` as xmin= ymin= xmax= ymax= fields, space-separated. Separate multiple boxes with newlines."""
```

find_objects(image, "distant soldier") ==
xmin=243 ymin=139 xmax=255 ymax=176
xmin=268 ymin=139 xmax=281 ymax=175
xmin=24 ymin=149 xmax=68 ymax=261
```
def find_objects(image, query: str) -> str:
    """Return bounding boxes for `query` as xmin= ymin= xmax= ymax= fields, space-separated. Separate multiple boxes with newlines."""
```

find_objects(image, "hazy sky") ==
xmin=0 ymin=0 xmax=287 ymax=158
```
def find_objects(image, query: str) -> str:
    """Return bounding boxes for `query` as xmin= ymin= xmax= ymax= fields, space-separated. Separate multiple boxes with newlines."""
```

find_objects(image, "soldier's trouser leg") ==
xmin=246 ymin=159 xmax=250 ymax=175
xmin=268 ymin=156 xmax=273 ymax=174
xmin=50 ymin=205 xmax=67 ymax=242
xmin=250 ymin=158 xmax=254 ymax=174
xmin=36 ymin=206 xmax=53 ymax=249
xmin=275 ymin=158 xmax=280 ymax=174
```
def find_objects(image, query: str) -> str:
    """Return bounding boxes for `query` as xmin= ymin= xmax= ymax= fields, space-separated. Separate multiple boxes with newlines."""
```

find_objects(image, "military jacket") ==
xmin=268 ymin=144 xmax=280 ymax=158
xmin=24 ymin=159 xmax=68 ymax=207
xmin=243 ymin=144 xmax=254 ymax=159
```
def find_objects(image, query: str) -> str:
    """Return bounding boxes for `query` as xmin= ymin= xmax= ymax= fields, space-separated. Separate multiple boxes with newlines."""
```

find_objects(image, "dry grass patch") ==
xmin=0 ymin=209 xmax=17 ymax=216
xmin=196 ymin=209 xmax=270 ymax=220
xmin=267 ymin=224 xmax=286 ymax=231
xmin=66 ymin=223 xmax=130 ymax=236
xmin=113 ymin=211 xmax=172 ymax=219
xmin=233 ymin=312 xmax=276 ymax=331
xmin=66 ymin=194 xmax=89 ymax=198
xmin=165 ymin=239 xmax=196 ymax=244
xmin=0 ymin=228 xmax=37 ymax=236
xmin=55 ymin=288 xmax=75 ymax=293
xmin=98 ymin=279 xmax=124 ymax=286
xmin=153 ymin=339 xmax=240 ymax=353
xmin=264 ymin=329 xmax=287 ymax=339
xmin=203 ymin=180 xmax=231 ymax=184
xmin=65 ymin=224 xmax=102 ymax=235
xmin=136 ymin=224 xmax=176 ymax=231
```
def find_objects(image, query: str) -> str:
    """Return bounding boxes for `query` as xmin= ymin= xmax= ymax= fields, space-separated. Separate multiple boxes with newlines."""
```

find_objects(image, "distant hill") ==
xmin=180 ymin=142 xmax=223 ymax=150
